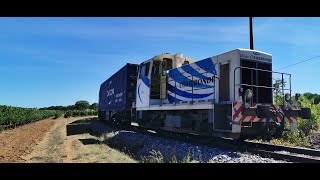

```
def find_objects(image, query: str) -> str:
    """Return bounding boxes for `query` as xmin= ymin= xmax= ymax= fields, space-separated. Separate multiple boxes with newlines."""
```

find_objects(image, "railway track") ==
xmin=239 ymin=141 xmax=320 ymax=163
xmin=180 ymin=135 xmax=320 ymax=163
xmin=106 ymin=121 xmax=320 ymax=163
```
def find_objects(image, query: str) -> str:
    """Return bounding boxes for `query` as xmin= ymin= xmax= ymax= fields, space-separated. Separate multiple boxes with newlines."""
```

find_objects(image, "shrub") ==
xmin=141 ymin=150 xmax=164 ymax=163
xmin=282 ymin=130 xmax=309 ymax=147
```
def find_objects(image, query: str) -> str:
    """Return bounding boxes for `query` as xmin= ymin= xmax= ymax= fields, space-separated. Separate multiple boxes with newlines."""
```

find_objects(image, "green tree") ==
xmin=304 ymin=92 xmax=314 ymax=99
xmin=66 ymin=105 xmax=75 ymax=110
xmin=303 ymin=92 xmax=320 ymax=104
xmin=273 ymin=78 xmax=286 ymax=104
xmin=314 ymin=96 xmax=320 ymax=104
xmin=90 ymin=103 xmax=98 ymax=110
xmin=75 ymin=100 xmax=90 ymax=110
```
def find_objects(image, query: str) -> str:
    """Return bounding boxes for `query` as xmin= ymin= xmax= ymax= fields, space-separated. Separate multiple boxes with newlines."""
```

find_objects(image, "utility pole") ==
xmin=250 ymin=17 xmax=254 ymax=50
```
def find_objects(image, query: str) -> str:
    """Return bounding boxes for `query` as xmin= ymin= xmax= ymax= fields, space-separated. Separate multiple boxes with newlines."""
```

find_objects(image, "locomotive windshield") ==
xmin=240 ymin=59 xmax=272 ymax=104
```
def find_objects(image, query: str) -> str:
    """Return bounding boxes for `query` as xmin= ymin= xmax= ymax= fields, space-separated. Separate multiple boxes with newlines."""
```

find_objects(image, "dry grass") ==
xmin=249 ymin=138 xmax=296 ymax=147
xmin=64 ymin=133 xmax=137 ymax=163
xmin=24 ymin=116 xmax=137 ymax=163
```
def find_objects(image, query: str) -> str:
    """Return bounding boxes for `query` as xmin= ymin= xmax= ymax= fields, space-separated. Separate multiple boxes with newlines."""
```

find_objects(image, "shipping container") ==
xmin=99 ymin=63 xmax=138 ymax=123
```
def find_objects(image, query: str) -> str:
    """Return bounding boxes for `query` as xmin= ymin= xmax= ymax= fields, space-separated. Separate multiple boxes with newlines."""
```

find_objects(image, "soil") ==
xmin=0 ymin=116 xmax=137 ymax=163
xmin=0 ymin=118 xmax=56 ymax=162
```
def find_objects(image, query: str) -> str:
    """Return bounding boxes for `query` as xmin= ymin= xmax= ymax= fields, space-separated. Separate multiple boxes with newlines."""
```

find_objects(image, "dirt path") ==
xmin=22 ymin=116 xmax=79 ymax=162
xmin=23 ymin=116 xmax=137 ymax=163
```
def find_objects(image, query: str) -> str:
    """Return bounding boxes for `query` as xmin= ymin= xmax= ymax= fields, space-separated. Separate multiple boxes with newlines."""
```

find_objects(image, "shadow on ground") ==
xmin=66 ymin=117 xmax=121 ymax=136
xmin=66 ymin=118 xmax=98 ymax=136
xmin=66 ymin=117 xmax=242 ymax=162
xmin=78 ymin=138 xmax=100 ymax=145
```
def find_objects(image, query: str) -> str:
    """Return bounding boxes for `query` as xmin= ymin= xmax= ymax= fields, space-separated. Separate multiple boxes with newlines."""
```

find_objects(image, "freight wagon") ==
xmin=98 ymin=49 xmax=311 ymax=140
xmin=98 ymin=63 xmax=138 ymax=125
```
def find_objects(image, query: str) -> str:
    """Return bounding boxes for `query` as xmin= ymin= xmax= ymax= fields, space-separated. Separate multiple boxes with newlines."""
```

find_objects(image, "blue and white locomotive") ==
xmin=98 ymin=49 xmax=311 ymax=140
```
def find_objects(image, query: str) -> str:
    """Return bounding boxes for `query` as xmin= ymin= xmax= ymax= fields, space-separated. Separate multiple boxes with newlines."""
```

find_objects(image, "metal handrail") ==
xmin=234 ymin=66 xmax=291 ymax=75
xmin=233 ymin=66 xmax=292 ymax=106
xmin=235 ymin=83 xmax=291 ymax=90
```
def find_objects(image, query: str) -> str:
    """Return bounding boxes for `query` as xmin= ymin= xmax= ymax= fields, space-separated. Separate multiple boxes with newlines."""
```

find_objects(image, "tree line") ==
xmin=39 ymin=100 xmax=98 ymax=111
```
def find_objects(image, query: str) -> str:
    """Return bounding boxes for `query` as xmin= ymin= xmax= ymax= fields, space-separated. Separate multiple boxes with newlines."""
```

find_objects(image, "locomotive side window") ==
xmin=166 ymin=58 xmax=173 ymax=70
xmin=140 ymin=62 xmax=150 ymax=78
xmin=162 ymin=58 xmax=173 ymax=76
xmin=152 ymin=62 xmax=160 ymax=76
xmin=162 ymin=61 xmax=166 ymax=76
xmin=145 ymin=62 xmax=150 ymax=77
xmin=139 ymin=64 xmax=145 ymax=78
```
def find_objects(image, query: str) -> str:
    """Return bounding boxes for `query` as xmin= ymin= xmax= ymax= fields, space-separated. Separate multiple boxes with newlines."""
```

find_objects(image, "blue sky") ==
xmin=1 ymin=17 xmax=320 ymax=108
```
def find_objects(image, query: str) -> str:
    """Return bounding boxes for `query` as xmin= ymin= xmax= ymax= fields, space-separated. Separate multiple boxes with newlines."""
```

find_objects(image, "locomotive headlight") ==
xmin=245 ymin=89 xmax=253 ymax=100
xmin=285 ymin=93 xmax=291 ymax=102
xmin=244 ymin=89 xmax=253 ymax=108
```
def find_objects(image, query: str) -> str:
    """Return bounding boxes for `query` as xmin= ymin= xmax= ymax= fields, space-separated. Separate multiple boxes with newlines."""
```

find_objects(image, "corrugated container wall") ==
xmin=99 ymin=63 xmax=138 ymax=111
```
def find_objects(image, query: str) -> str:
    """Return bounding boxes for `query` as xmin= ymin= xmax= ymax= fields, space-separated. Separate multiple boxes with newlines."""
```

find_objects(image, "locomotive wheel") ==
xmin=273 ymin=111 xmax=285 ymax=139
xmin=273 ymin=123 xmax=284 ymax=138
xmin=263 ymin=122 xmax=276 ymax=141
xmin=263 ymin=132 xmax=272 ymax=141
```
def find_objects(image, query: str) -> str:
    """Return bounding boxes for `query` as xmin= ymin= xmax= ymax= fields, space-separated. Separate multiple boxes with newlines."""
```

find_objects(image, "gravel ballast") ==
xmin=91 ymin=121 xmax=288 ymax=163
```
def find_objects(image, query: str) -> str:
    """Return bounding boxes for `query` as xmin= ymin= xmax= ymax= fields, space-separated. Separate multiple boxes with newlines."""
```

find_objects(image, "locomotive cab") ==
xmin=136 ymin=53 xmax=196 ymax=108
